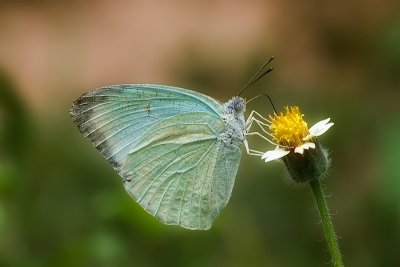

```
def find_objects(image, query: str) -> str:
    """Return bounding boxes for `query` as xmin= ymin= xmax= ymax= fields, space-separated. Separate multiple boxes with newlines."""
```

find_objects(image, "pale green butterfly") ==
xmin=69 ymin=61 xmax=273 ymax=230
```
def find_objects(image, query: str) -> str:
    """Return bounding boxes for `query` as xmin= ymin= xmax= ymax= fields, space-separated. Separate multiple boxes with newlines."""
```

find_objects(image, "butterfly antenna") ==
xmin=238 ymin=56 xmax=275 ymax=97
xmin=246 ymin=94 xmax=278 ymax=115
xmin=246 ymin=94 xmax=263 ymax=104
xmin=266 ymin=94 xmax=278 ymax=115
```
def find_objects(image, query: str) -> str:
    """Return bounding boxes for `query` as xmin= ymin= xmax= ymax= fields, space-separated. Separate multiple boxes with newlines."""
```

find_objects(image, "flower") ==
xmin=244 ymin=106 xmax=333 ymax=182
xmin=262 ymin=106 xmax=333 ymax=162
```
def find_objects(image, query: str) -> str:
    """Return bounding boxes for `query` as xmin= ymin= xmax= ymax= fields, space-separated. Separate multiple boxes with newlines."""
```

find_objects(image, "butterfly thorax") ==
xmin=219 ymin=96 xmax=247 ymax=145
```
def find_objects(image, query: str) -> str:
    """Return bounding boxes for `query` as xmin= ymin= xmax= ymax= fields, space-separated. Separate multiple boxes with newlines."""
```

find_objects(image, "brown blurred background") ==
xmin=1 ymin=1 xmax=400 ymax=266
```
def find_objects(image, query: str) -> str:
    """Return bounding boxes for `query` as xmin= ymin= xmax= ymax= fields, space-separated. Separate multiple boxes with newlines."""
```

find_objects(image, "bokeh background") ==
xmin=1 ymin=1 xmax=399 ymax=266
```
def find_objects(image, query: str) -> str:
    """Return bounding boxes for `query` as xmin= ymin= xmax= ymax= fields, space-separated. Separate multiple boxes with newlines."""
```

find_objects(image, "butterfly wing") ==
xmin=70 ymin=84 xmax=242 ymax=230
xmin=70 ymin=84 xmax=223 ymax=168
xmin=121 ymin=112 xmax=241 ymax=230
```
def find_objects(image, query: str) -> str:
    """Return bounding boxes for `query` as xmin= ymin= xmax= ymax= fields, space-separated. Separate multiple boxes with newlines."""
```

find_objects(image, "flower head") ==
xmin=250 ymin=106 xmax=333 ymax=182
xmin=262 ymin=106 xmax=333 ymax=162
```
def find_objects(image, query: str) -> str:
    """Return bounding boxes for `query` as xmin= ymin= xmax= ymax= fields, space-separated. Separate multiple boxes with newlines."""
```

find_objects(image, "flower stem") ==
xmin=309 ymin=179 xmax=344 ymax=267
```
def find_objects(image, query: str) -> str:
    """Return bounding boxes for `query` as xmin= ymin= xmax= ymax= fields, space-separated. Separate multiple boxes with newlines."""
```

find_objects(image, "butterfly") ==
xmin=70 ymin=84 xmax=252 ymax=230
xmin=69 ymin=59 xmax=273 ymax=230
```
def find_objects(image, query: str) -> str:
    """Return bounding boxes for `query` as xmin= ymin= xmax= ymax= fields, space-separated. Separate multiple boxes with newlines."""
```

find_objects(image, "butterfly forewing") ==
xmin=70 ymin=84 xmax=223 ymax=168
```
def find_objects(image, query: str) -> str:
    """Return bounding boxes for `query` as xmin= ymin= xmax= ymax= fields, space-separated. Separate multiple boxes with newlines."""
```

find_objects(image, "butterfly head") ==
xmin=225 ymin=96 xmax=246 ymax=115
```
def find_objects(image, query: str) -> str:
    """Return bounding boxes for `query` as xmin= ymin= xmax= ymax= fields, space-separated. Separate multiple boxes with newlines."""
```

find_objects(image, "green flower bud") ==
xmin=282 ymin=139 xmax=330 ymax=183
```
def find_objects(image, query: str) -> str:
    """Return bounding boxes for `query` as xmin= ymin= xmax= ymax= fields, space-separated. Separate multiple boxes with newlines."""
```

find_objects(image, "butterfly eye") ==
xmin=232 ymin=98 xmax=245 ymax=113
xmin=235 ymin=102 xmax=244 ymax=112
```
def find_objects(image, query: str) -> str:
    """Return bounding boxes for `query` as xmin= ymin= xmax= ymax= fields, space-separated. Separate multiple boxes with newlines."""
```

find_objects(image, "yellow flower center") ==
xmin=269 ymin=106 xmax=309 ymax=147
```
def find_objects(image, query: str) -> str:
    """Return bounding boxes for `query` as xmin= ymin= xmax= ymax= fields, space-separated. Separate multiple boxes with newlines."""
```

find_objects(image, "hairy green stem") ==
xmin=309 ymin=179 xmax=344 ymax=267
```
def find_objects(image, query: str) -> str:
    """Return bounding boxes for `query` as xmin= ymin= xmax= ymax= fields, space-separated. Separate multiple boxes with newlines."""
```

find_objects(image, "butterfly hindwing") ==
xmin=120 ymin=112 xmax=241 ymax=230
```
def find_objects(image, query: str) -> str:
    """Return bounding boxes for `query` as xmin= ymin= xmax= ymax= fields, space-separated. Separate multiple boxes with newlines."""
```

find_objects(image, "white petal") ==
xmin=303 ymin=142 xmax=316 ymax=149
xmin=294 ymin=142 xmax=315 ymax=154
xmin=261 ymin=148 xmax=290 ymax=162
xmin=309 ymin=118 xmax=330 ymax=133
xmin=310 ymin=118 xmax=333 ymax=135
xmin=294 ymin=146 xmax=304 ymax=154
xmin=304 ymin=118 xmax=334 ymax=140
xmin=313 ymin=122 xmax=334 ymax=136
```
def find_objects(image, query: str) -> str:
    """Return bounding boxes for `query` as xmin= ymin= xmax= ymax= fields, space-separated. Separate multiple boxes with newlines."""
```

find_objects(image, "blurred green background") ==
xmin=1 ymin=1 xmax=400 ymax=266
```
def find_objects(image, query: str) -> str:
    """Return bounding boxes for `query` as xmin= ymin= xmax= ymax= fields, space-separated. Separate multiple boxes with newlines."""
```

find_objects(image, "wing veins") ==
xmin=136 ymin=141 xmax=210 ymax=203
xmin=164 ymin=172 xmax=184 ymax=220
xmin=124 ymin=148 xmax=180 ymax=192
xmin=198 ymin=144 xmax=219 ymax=229
xmin=153 ymin=177 xmax=177 ymax=218
xmin=86 ymin=104 xmax=197 ymax=139
xmin=177 ymin=171 xmax=189 ymax=225
xmin=81 ymin=103 xmax=145 ymax=126
xmin=110 ymin=121 xmax=216 ymax=162
xmin=121 ymin=140 xmax=214 ymax=188
xmin=188 ymin=162 xmax=197 ymax=226
xmin=178 ymin=141 xmax=216 ymax=225
xmin=153 ymin=142 xmax=215 ymax=220
xmin=85 ymin=109 xmax=158 ymax=138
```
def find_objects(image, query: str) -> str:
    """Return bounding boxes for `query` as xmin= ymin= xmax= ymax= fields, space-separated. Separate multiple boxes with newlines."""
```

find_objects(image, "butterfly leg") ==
xmin=244 ymin=110 xmax=277 ymax=157
xmin=246 ymin=131 xmax=277 ymax=146
xmin=249 ymin=118 xmax=274 ymax=138
xmin=244 ymin=139 xmax=264 ymax=157
xmin=245 ymin=110 xmax=271 ymax=131
xmin=245 ymin=110 xmax=274 ymax=140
